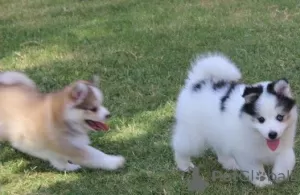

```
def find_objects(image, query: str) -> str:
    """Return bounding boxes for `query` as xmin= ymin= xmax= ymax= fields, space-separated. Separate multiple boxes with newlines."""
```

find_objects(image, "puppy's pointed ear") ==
xmin=69 ymin=82 xmax=88 ymax=105
xmin=242 ymin=86 xmax=263 ymax=103
xmin=90 ymin=75 xmax=100 ymax=87
xmin=268 ymin=78 xmax=292 ymax=97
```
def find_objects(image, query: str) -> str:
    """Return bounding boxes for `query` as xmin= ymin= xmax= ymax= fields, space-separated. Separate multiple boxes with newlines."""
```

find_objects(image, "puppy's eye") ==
xmin=257 ymin=117 xmax=265 ymax=123
xmin=276 ymin=114 xmax=284 ymax=122
xmin=90 ymin=107 xmax=98 ymax=112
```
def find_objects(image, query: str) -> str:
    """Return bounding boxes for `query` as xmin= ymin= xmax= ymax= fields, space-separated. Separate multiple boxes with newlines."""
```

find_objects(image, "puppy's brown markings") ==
xmin=72 ymin=75 xmax=100 ymax=110
xmin=66 ymin=80 xmax=98 ymax=111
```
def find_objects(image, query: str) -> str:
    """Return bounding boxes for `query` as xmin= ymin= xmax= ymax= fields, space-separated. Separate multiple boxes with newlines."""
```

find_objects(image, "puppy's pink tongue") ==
xmin=266 ymin=139 xmax=280 ymax=151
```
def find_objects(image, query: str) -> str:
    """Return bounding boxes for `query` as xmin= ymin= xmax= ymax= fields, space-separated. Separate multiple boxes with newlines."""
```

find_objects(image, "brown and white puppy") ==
xmin=0 ymin=71 xmax=125 ymax=171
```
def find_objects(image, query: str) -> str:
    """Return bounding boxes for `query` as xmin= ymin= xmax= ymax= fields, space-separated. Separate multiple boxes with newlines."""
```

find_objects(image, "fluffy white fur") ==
xmin=187 ymin=53 xmax=241 ymax=84
xmin=171 ymin=53 xmax=298 ymax=187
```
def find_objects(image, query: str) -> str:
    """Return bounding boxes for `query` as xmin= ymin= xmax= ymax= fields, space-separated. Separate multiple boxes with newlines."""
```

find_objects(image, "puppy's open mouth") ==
xmin=266 ymin=139 xmax=280 ymax=151
xmin=85 ymin=120 xmax=109 ymax=131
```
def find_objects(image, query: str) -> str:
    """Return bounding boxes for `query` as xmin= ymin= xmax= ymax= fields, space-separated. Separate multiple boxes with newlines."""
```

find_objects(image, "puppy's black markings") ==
xmin=266 ymin=79 xmax=296 ymax=112
xmin=241 ymin=85 xmax=263 ymax=116
xmin=220 ymin=82 xmax=237 ymax=111
xmin=213 ymin=80 xmax=227 ymax=90
xmin=193 ymin=81 xmax=206 ymax=92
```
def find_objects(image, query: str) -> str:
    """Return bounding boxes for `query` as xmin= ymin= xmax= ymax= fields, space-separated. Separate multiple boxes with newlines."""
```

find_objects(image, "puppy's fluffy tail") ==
xmin=0 ymin=71 xmax=36 ymax=88
xmin=186 ymin=53 xmax=242 ymax=85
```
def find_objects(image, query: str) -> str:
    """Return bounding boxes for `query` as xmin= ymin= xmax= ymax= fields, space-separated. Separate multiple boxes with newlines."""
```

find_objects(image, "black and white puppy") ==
xmin=171 ymin=53 xmax=298 ymax=187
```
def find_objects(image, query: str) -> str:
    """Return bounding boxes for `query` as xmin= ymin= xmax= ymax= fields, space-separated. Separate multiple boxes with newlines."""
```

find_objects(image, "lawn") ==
xmin=1 ymin=0 xmax=300 ymax=194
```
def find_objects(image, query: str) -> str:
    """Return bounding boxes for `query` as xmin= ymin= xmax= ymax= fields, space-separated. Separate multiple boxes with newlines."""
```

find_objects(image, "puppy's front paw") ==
xmin=51 ymin=160 xmax=81 ymax=172
xmin=253 ymin=179 xmax=273 ymax=188
xmin=105 ymin=155 xmax=125 ymax=170
xmin=65 ymin=163 xmax=81 ymax=171
xmin=177 ymin=162 xmax=195 ymax=172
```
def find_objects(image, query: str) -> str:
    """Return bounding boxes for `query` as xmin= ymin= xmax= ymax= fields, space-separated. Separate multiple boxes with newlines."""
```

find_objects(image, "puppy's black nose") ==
xmin=268 ymin=131 xmax=278 ymax=140
xmin=105 ymin=114 xmax=111 ymax=119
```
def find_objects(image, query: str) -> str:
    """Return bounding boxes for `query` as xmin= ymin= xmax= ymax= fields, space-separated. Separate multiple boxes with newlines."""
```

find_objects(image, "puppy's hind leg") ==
xmin=172 ymin=123 xmax=206 ymax=172
xmin=70 ymin=146 xmax=125 ymax=171
xmin=216 ymin=151 xmax=239 ymax=170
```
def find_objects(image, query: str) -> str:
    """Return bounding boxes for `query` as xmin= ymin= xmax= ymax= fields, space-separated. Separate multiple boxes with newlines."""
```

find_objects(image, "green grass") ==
xmin=1 ymin=0 xmax=300 ymax=194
